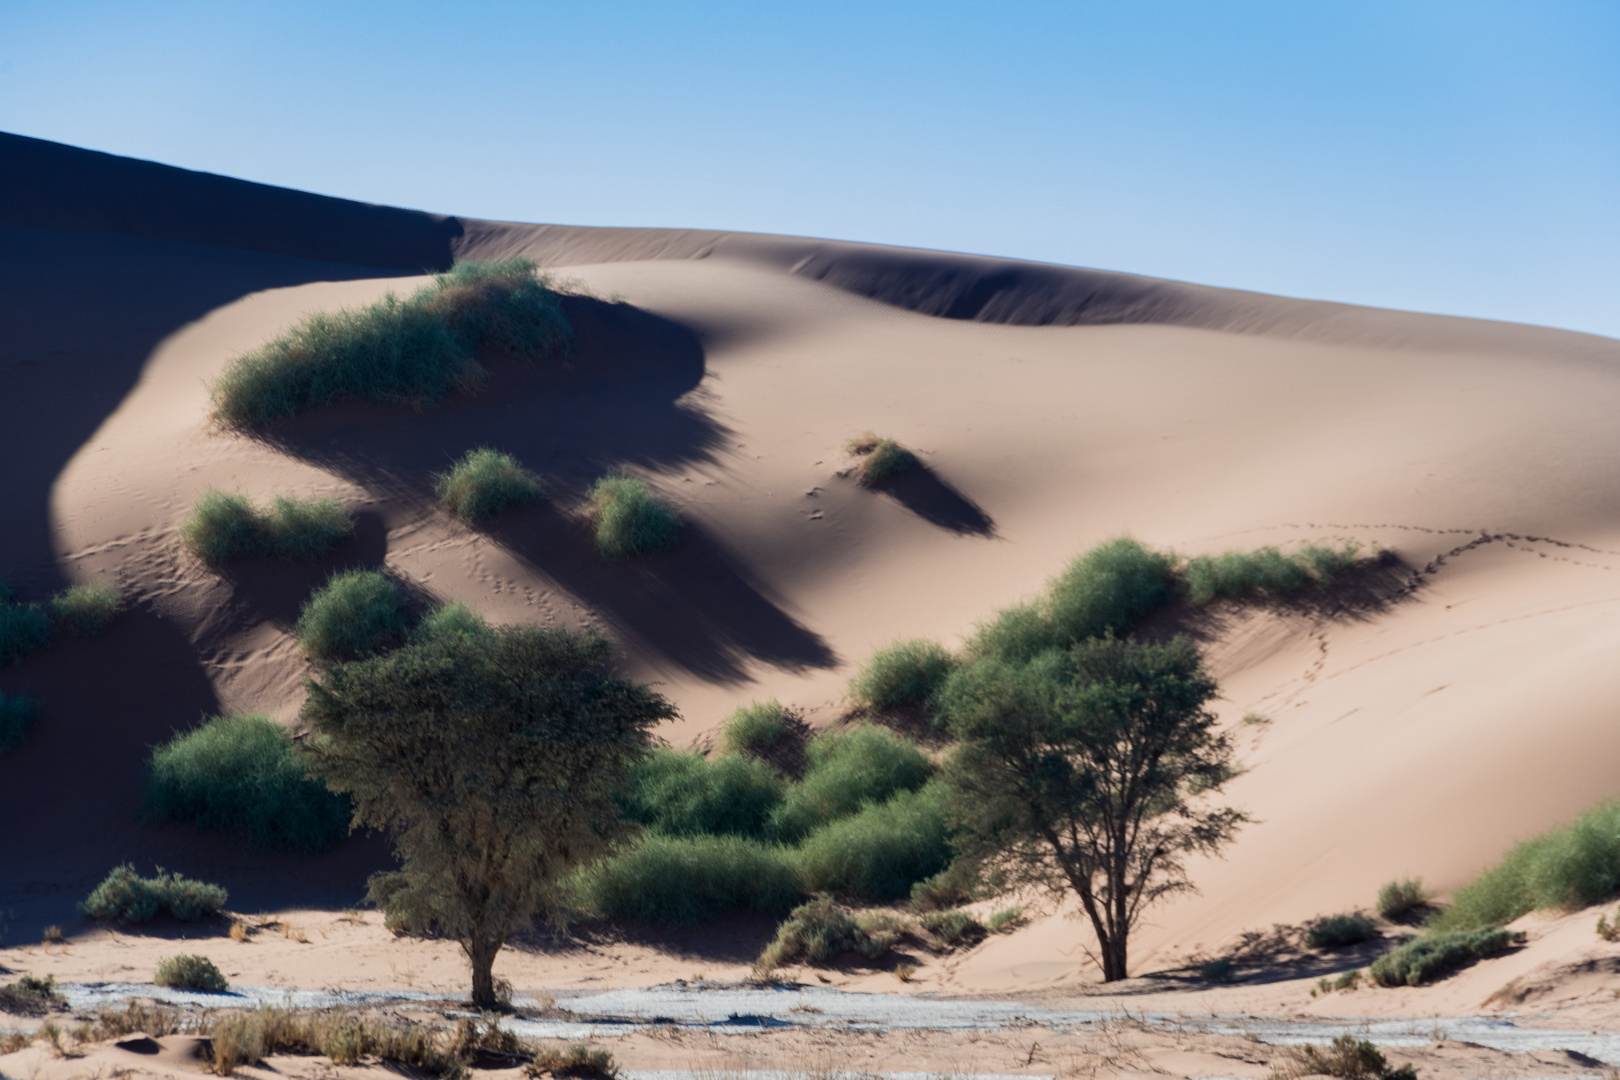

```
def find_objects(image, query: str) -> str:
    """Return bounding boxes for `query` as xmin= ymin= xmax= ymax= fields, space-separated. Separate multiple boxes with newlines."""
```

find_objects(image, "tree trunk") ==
xmin=1101 ymin=932 xmax=1128 ymax=982
xmin=468 ymin=938 xmax=501 ymax=1009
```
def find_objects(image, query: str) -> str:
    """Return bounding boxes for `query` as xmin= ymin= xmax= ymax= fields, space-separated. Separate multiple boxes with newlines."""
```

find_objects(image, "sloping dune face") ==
xmin=5 ymin=133 xmax=1620 ymax=982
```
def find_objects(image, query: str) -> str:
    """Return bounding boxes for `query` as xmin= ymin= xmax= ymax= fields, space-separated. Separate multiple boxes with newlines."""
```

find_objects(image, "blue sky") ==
xmin=4 ymin=1 xmax=1616 ymax=338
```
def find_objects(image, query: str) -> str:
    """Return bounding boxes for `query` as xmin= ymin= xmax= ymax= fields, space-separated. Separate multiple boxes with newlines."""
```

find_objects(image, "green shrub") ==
xmin=721 ymin=699 xmax=792 ymax=757
xmin=793 ymin=783 xmax=950 ymax=900
xmin=144 ymin=714 xmax=349 ymax=852
xmin=80 ymin=865 xmax=228 ymax=923
xmin=211 ymin=258 xmax=570 ymax=425
xmin=411 ymin=601 xmax=493 ymax=644
xmin=296 ymin=570 xmax=406 ymax=660
xmin=849 ymin=638 xmax=957 ymax=711
xmin=1368 ymin=928 xmax=1523 ymax=987
xmin=154 ymin=954 xmax=228 ymax=993
xmin=0 ymin=974 xmax=65 ymax=1015
xmin=576 ymin=833 xmax=803 ymax=926
xmin=769 ymin=725 xmax=934 ymax=841
xmin=844 ymin=433 xmax=918 ymax=486
xmin=986 ymin=906 xmax=1025 ymax=933
xmin=1432 ymin=800 xmax=1620 ymax=932
xmin=618 ymin=748 xmax=783 ymax=839
xmin=1376 ymin=877 xmax=1428 ymax=921
xmin=585 ymin=475 xmax=680 ymax=557
xmin=1182 ymin=543 xmax=1359 ymax=606
xmin=757 ymin=897 xmax=897 ymax=969
xmin=49 ymin=584 xmax=123 ymax=635
xmin=920 ymin=908 xmax=985 ymax=947
xmin=909 ymin=861 xmax=975 ymax=912
xmin=0 ymin=598 xmax=52 ymax=665
xmin=435 ymin=447 xmax=544 ymax=523
xmin=1272 ymin=1035 xmax=1416 ymax=1080
xmin=529 ymin=1044 xmax=617 ymax=1079
xmin=1304 ymin=912 xmax=1378 ymax=949
xmin=0 ymin=691 xmax=37 ymax=752
xmin=182 ymin=489 xmax=354 ymax=563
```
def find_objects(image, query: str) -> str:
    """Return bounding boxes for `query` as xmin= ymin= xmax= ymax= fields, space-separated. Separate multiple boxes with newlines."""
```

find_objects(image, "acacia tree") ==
xmin=301 ymin=624 xmax=673 ymax=1007
xmin=939 ymin=636 xmax=1248 ymax=982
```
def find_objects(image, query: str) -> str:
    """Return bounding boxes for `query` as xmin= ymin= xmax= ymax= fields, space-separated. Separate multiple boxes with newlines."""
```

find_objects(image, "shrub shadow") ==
xmin=870 ymin=464 xmax=994 ymax=536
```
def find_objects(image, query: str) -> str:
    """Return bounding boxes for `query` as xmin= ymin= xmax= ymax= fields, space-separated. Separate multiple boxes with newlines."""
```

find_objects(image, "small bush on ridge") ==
xmin=845 ymin=432 xmax=918 ymax=486
xmin=1182 ymin=543 xmax=1359 ymax=606
xmin=849 ymin=638 xmax=957 ymax=712
xmin=182 ymin=489 xmax=353 ymax=563
xmin=153 ymin=954 xmax=228 ymax=993
xmin=576 ymin=833 xmax=803 ymax=926
xmin=618 ymin=748 xmax=783 ymax=839
xmin=144 ymin=714 xmax=350 ymax=852
xmin=768 ymin=725 xmax=934 ymax=841
xmin=49 ymin=584 xmax=123 ymax=635
xmin=0 ymin=690 xmax=37 ymax=752
xmin=1368 ymin=927 xmax=1524 ymax=987
xmin=80 ymin=865 xmax=228 ymax=923
xmin=757 ymin=897 xmax=900 ymax=970
xmin=986 ymin=906 xmax=1025 ymax=933
xmin=585 ymin=475 xmax=680 ymax=557
xmin=721 ymin=699 xmax=792 ymax=757
xmin=296 ymin=570 xmax=407 ymax=660
xmin=436 ymin=448 xmax=544 ymax=523
xmin=920 ymin=908 xmax=985 ymax=947
xmin=1376 ymin=877 xmax=1428 ymax=921
xmin=794 ymin=783 xmax=951 ymax=900
xmin=1305 ymin=912 xmax=1378 ymax=949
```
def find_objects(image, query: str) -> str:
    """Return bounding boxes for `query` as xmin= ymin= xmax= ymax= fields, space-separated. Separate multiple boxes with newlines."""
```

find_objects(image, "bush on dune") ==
xmin=0 ymin=690 xmax=37 ymax=752
xmin=411 ymin=601 xmax=493 ymax=644
xmin=1368 ymin=927 xmax=1523 ymax=987
xmin=576 ymin=833 xmax=803 ymax=926
xmin=1304 ymin=912 xmax=1378 ymax=949
xmin=1376 ymin=877 xmax=1428 ymax=921
xmin=844 ymin=432 xmax=918 ymax=486
xmin=49 ymin=584 xmax=123 ymax=635
xmin=794 ymin=783 xmax=951 ymax=900
xmin=848 ymin=638 xmax=957 ymax=712
xmin=211 ymin=258 xmax=570 ymax=425
xmin=143 ymin=714 xmax=350 ymax=853
xmin=584 ymin=474 xmax=680 ymax=557
xmin=435 ymin=447 xmax=544 ymax=524
xmin=80 ymin=864 xmax=228 ymax=923
xmin=296 ymin=570 xmax=407 ymax=660
xmin=182 ymin=489 xmax=354 ymax=563
xmin=618 ymin=747 xmax=783 ymax=839
xmin=768 ymin=725 xmax=934 ymax=841
xmin=1182 ymin=543 xmax=1359 ymax=606
xmin=154 ymin=954 xmax=229 ymax=993
xmin=720 ymin=699 xmax=793 ymax=758
xmin=756 ymin=897 xmax=899 ymax=970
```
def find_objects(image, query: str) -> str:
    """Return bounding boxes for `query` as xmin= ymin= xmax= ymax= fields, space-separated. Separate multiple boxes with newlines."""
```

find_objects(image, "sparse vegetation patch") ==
xmin=182 ymin=489 xmax=353 ymax=563
xmin=756 ymin=897 xmax=898 ymax=970
xmin=1376 ymin=877 xmax=1428 ymax=921
xmin=1183 ymin=543 xmax=1359 ymax=606
xmin=1304 ymin=912 xmax=1378 ymax=950
xmin=1368 ymin=927 xmax=1523 ymax=987
xmin=584 ymin=475 xmax=680 ymax=557
xmin=1269 ymin=1035 xmax=1416 ymax=1080
xmin=436 ymin=447 xmax=544 ymax=523
xmin=0 ymin=974 xmax=65 ymax=1015
xmin=80 ymin=864 xmax=228 ymax=924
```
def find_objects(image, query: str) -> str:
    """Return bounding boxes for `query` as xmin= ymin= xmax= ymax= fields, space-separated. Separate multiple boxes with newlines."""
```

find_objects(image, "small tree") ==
xmin=939 ymin=636 xmax=1247 ymax=981
xmin=301 ymin=625 xmax=674 ymax=1007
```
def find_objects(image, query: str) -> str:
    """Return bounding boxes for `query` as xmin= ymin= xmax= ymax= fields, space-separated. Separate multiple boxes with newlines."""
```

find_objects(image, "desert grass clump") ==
xmin=720 ymin=699 xmax=793 ymax=758
xmin=436 ymin=448 xmax=545 ymax=524
xmin=1304 ymin=912 xmax=1379 ymax=949
xmin=0 ymin=690 xmax=37 ymax=752
xmin=848 ymin=638 xmax=957 ymax=712
xmin=182 ymin=489 xmax=354 ymax=563
xmin=844 ymin=432 xmax=918 ymax=486
xmin=0 ymin=593 xmax=52 ymax=665
xmin=1431 ymin=800 xmax=1620 ymax=932
xmin=49 ymin=584 xmax=123 ymax=635
xmin=206 ymin=1006 xmax=464 ymax=1078
xmin=920 ymin=908 xmax=985 ymax=948
xmin=618 ymin=748 xmax=784 ymax=839
xmin=525 ymin=1043 xmax=618 ymax=1079
xmin=756 ymin=897 xmax=895 ymax=970
xmin=1269 ymin=1035 xmax=1416 ymax=1080
xmin=987 ymin=906 xmax=1026 ymax=933
xmin=584 ymin=475 xmax=680 ymax=557
xmin=79 ymin=864 xmax=228 ymax=924
xmin=1376 ymin=877 xmax=1428 ymax=921
xmin=1183 ymin=543 xmax=1359 ymax=607
xmin=0 ymin=974 xmax=65 ymax=1015
xmin=1367 ymin=927 xmax=1523 ymax=987
xmin=211 ymin=258 xmax=570 ymax=426
xmin=88 ymin=1001 xmax=187 ymax=1040
xmin=143 ymin=714 xmax=350 ymax=852
xmin=793 ymin=783 xmax=951 ymax=900
xmin=153 ymin=954 xmax=228 ymax=992
xmin=577 ymin=833 xmax=803 ymax=926
xmin=768 ymin=725 xmax=934 ymax=841
xmin=296 ymin=569 xmax=407 ymax=660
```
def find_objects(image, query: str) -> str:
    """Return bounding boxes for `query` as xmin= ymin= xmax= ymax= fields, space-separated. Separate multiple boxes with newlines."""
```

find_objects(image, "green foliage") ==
xmin=0 ymin=974 xmax=65 ymax=1016
xmin=1272 ymin=1035 xmax=1417 ymax=1080
xmin=182 ymin=489 xmax=354 ymax=563
xmin=411 ymin=602 xmax=493 ymax=644
xmin=986 ymin=906 xmax=1025 ymax=933
xmin=80 ymin=865 xmax=228 ymax=923
xmin=940 ymin=636 xmax=1245 ymax=981
xmin=720 ymin=699 xmax=792 ymax=757
xmin=968 ymin=537 xmax=1177 ymax=663
xmin=49 ymin=584 xmax=123 ymax=635
xmin=845 ymin=433 xmax=918 ymax=486
xmin=585 ymin=475 xmax=680 ymax=557
xmin=848 ymin=638 xmax=957 ymax=712
xmin=768 ymin=725 xmax=934 ymax=841
xmin=296 ymin=570 xmax=407 ymax=661
xmin=0 ymin=596 xmax=52 ymax=665
xmin=909 ymin=858 xmax=981 ymax=912
xmin=1432 ymin=800 xmax=1620 ymax=932
xmin=756 ymin=897 xmax=898 ymax=969
xmin=618 ymin=748 xmax=784 ymax=838
xmin=0 ymin=690 xmax=37 ymax=752
xmin=301 ymin=625 xmax=673 ymax=1007
xmin=144 ymin=714 xmax=349 ymax=853
xmin=435 ymin=448 xmax=544 ymax=523
xmin=1376 ymin=877 xmax=1428 ymax=921
xmin=1304 ymin=912 xmax=1379 ymax=949
xmin=1368 ymin=928 xmax=1524 ymax=987
xmin=1182 ymin=543 xmax=1359 ymax=606
xmin=577 ymin=833 xmax=803 ymax=927
xmin=920 ymin=907 xmax=985 ymax=947
xmin=794 ymin=783 xmax=951 ymax=900
xmin=211 ymin=258 xmax=570 ymax=425
xmin=153 ymin=954 xmax=228 ymax=993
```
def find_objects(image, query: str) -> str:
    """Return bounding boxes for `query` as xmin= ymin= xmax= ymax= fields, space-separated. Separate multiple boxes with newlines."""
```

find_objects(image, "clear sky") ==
xmin=4 ymin=1 xmax=1616 ymax=338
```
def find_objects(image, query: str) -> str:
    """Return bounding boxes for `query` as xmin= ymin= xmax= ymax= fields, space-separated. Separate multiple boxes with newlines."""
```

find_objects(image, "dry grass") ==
xmin=843 ymin=432 xmax=917 ymax=486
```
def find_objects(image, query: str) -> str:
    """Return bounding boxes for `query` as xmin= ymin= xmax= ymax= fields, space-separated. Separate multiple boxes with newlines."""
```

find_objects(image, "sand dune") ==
xmin=4 ymin=132 xmax=1620 ymax=1007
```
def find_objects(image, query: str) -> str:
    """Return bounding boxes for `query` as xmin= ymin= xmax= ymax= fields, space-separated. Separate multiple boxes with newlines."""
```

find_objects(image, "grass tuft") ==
xmin=0 ymin=596 xmax=52 ymax=665
xmin=436 ymin=447 xmax=545 ymax=524
xmin=182 ymin=489 xmax=354 ymax=563
xmin=0 ymin=974 xmax=65 ymax=1016
xmin=986 ymin=906 xmax=1025 ymax=933
xmin=143 ymin=714 xmax=350 ymax=852
xmin=1375 ymin=877 xmax=1428 ymax=921
xmin=296 ymin=569 xmax=407 ymax=660
xmin=576 ymin=833 xmax=803 ymax=927
xmin=1183 ymin=543 xmax=1359 ymax=606
xmin=0 ymin=690 xmax=37 ymax=752
xmin=1270 ymin=1035 xmax=1416 ymax=1079
xmin=208 ymin=1006 xmax=466 ymax=1078
xmin=153 ymin=954 xmax=228 ymax=993
xmin=49 ymin=584 xmax=123 ymax=635
xmin=793 ymin=783 xmax=951 ymax=900
xmin=1368 ymin=928 xmax=1523 ymax=987
xmin=584 ymin=475 xmax=680 ymax=557
xmin=412 ymin=601 xmax=493 ymax=644
xmin=211 ymin=258 xmax=569 ymax=425
xmin=920 ymin=908 xmax=985 ymax=947
xmin=525 ymin=1043 xmax=618 ymax=1078
xmin=1304 ymin=912 xmax=1379 ymax=949
xmin=848 ymin=638 xmax=957 ymax=712
xmin=756 ymin=897 xmax=898 ymax=970
xmin=844 ymin=433 xmax=918 ymax=486
xmin=720 ymin=699 xmax=793 ymax=758
xmin=768 ymin=725 xmax=934 ymax=841
xmin=80 ymin=864 xmax=228 ymax=923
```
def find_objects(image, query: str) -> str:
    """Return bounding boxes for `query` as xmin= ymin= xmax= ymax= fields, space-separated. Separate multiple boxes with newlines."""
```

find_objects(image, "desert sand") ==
xmin=4 ymin=130 xmax=1620 ymax=1075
